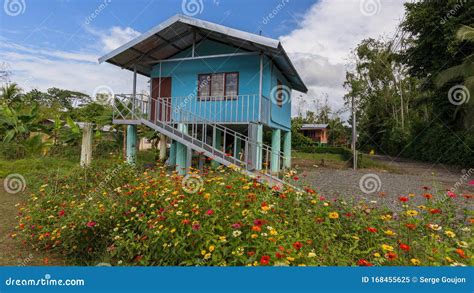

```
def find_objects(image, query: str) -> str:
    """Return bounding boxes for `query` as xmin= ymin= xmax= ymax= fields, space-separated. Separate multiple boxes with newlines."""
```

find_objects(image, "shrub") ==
xmin=17 ymin=163 xmax=473 ymax=266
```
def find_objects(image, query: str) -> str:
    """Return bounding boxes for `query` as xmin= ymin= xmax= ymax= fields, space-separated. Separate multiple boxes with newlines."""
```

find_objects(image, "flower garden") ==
xmin=16 ymin=161 xmax=473 ymax=266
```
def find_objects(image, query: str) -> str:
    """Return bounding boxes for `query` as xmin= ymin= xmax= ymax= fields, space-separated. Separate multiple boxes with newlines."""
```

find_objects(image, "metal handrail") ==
xmin=113 ymin=94 xmax=289 ymax=177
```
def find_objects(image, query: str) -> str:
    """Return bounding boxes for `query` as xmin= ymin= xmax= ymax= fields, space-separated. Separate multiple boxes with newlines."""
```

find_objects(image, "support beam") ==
xmin=211 ymin=127 xmax=222 ymax=168
xmin=169 ymin=140 xmax=177 ymax=166
xmin=126 ymin=125 xmax=137 ymax=165
xmin=283 ymin=131 xmax=292 ymax=169
xmin=233 ymin=136 xmax=242 ymax=161
xmin=175 ymin=124 xmax=188 ymax=175
xmin=271 ymin=129 xmax=281 ymax=174
xmin=80 ymin=123 xmax=93 ymax=167
xmin=159 ymin=134 xmax=167 ymax=161
xmin=143 ymin=51 xmax=258 ymax=64
xmin=256 ymin=124 xmax=263 ymax=170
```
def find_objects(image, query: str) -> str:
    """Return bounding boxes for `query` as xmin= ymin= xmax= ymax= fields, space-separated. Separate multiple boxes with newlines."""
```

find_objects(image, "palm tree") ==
xmin=0 ymin=83 xmax=22 ymax=106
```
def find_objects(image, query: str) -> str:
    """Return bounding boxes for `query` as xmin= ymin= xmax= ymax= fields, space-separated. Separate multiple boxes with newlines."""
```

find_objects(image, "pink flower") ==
xmin=206 ymin=209 xmax=214 ymax=216
xmin=231 ymin=223 xmax=242 ymax=229
xmin=192 ymin=224 xmax=200 ymax=231
xmin=447 ymin=191 xmax=457 ymax=198
xmin=469 ymin=180 xmax=474 ymax=186
xmin=86 ymin=221 xmax=96 ymax=228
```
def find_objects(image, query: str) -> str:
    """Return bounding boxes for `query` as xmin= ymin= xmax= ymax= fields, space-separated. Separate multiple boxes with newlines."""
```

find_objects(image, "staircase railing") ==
xmin=112 ymin=94 xmax=290 ymax=182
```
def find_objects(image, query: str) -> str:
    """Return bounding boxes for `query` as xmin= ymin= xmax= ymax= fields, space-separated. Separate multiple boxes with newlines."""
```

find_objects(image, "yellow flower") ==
xmin=445 ymin=257 xmax=454 ymax=263
xmin=242 ymin=185 xmax=250 ymax=190
xmin=381 ymin=244 xmax=394 ymax=251
xmin=457 ymin=241 xmax=468 ymax=248
xmin=323 ymin=202 xmax=329 ymax=207
xmin=410 ymin=258 xmax=421 ymax=265
xmin=373 ymin=252 xmax=381 ymax=258
xmin=172 ymin=191 xmax=178 ymax=195
xmin=307 ymin=252 xmax=316 ymax=258
xmin=170 ymin=228 xmax=176 ymax=233
xmin=261 ymin=206 xmax=270 ymax=212
xmin=251 ymin=234 xmax=258 ymax=239
xmin=204 ymin=193 xmax=210 ymax=199
xmin=408 ymin=193 xmax=415 ymax=197
xmin=201 ymin=250 xmax=206 ymax=256
xmin=286 ymin=257 xmax=295 ymax=262
xmin=444 ymin=230 xmax=456 ymax=238
xmin=380 ymin=214 xmax=392 ymax=221
xmin=219 ymin=236 xmax=227 ymax=242
xmin=209 ymin=245 xmax=215 ymax=252
xmin=270 ymin=229 xmax=278 ymax=236
xmin=310 ymin=200 xmax=317 ymax=205
xmin=241 ymin=209 xmax=249 ymax=217
xmin=328 ymin=212 xmax=339 ymax=219
xmin=130 ymin=207 xmax=137 ymax=213
xmin=384 ymin=230 xmax=396 ymax=236
xmin=204 ymin=253 xmax=212 ymax=260
xmin=417 ymin=205 xmax=426 ymax=210
xmin=406 ymin=210 xmax=418 ymax=217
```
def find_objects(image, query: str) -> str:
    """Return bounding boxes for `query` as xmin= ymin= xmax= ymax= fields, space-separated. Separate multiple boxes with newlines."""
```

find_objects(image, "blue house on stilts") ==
xmin=99 ymin=15 xmax=307 ymax=187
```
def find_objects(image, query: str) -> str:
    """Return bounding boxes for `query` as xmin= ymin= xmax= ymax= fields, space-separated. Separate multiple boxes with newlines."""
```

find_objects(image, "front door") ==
xmin=151 ymin=77 xmax=172 ymax=122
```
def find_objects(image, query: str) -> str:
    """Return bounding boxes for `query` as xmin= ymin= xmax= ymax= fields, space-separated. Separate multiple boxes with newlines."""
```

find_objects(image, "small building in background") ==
xmin=300 ymin=124 xmax=329 ymax=145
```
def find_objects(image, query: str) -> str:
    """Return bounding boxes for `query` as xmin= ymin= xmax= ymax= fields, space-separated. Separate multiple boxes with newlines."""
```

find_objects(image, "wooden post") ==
xmin=80 ymin=123 xmax=93 ymax=167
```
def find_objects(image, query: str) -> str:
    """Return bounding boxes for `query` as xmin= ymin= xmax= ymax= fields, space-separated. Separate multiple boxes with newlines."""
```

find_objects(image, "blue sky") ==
xmin=0 ymin=0 xmax=406 ymax=118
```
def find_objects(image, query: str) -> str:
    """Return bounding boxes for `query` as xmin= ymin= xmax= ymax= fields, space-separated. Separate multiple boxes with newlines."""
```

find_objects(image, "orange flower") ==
xmin=251 ymin=225 xmax=261 ymax=232
xmin=455 ymin=248 xmax=467 ymax=259
xmin=357 ymin=259 xmax=373 ymax=266
xmin=405 ymin=223 xmax=417 ymax=230
xmin=423 ymin=193 xmax=433 ymax=199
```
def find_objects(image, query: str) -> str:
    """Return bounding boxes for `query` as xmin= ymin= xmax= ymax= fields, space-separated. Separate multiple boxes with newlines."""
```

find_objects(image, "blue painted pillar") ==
xmin=255 ymin=124 xmax=263 ymax=170
xmin=283 ymin=131 xmax=292 ymax=169
xmin=175 ymin=123 xmax=188 ymax=175
xmin=126 ymin=125 xmax=137 ymax=165
xmin=212 ymin=127 xmax=222 ymax=168
xmin=169 ymin=140 xmax=177 ymax=166
xmin=270 ymin=128 xmax=281 ymax=174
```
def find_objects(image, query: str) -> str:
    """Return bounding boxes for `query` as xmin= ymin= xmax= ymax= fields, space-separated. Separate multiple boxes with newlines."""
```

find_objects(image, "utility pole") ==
xmin=352 ymin=95 xmax=357 ymax=170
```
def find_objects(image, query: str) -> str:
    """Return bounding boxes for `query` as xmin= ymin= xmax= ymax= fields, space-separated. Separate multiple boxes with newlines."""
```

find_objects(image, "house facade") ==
xmin=300 ymin=124 xmax=329 ymax=145
xmin=99 ymin=15 xmax=307 ymax=185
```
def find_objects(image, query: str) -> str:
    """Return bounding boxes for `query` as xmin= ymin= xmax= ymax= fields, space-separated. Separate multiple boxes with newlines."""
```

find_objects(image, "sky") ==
xmin=0 ymin=0 xmax=407 ymax=119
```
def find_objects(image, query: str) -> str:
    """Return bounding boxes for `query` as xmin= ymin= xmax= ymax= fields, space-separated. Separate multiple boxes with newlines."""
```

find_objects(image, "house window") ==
xmin=198 ymin=72 xmax=239 ymax=100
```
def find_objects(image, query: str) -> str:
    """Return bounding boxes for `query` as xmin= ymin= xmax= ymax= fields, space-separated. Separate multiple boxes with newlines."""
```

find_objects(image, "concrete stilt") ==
xmin=283 ymin=130 xmax=292 ymax=169
xmin=80 ymin=123 xmax=93 ymax=167
xmin=270 ymin=128 xmax=281 ymax=174
xmin=255 ymin=124 xmax=263 ymax=170
xmin=126 ymin=125 xmax=137 ymax=165
xmin=169 ymin=140 xmax=177 ymax=166
xmin=175 ymin=124 xmax=188 ymax=175
xmin=233 ymin=136 xmax=242 ymax=161
xmin=211 ymin=127 xmax=222 ymax=168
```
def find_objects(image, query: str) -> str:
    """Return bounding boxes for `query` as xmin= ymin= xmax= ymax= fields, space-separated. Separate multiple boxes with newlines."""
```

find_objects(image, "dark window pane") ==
xmin=225 ymin=73 xmax=238 ymax=98
xmin=211 ymin=73 xmax=225 ymax=98
xmin=198 ymin=75 xmax=211 ymax=98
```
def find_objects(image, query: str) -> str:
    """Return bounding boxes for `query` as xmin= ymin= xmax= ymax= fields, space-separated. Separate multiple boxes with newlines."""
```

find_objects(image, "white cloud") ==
xmin=97 ymin=26 xmax=141 ymax=52
xmin=282 ymin=0 xmax=407 ymax=119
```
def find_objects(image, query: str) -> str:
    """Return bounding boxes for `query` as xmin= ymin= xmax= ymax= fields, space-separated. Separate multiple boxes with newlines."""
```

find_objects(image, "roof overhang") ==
xmin=98 ymin=14 xmax=307 ymax=93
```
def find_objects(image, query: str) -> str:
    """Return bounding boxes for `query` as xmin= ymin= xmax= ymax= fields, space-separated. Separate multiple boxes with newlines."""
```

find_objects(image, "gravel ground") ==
xmin=298 ymin=155 xmax=474 ymax=210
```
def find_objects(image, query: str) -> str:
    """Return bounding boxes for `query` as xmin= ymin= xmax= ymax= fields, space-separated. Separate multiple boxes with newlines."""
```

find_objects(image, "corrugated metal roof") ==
xmin=301 ymin=123 xmax=329 ymax=130
xmin=98 ymin=14 xmax=307 ymax=93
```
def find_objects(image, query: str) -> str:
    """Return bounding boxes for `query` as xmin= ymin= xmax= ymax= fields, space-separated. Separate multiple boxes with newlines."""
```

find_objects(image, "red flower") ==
xmin=182 ymin=219 xmax=190 ymax=225
xmin=293 ymin=241 xmax=303 ymax=250
xmin=429 ymin=209 xmax=442 ymax=215
xmin=367 ymin=227 xmax=378 ymax=233
xmin=447 ymin=191 xmax=457 ymax=198
xmin=278 ymin=246 xmax=285 ymax=252
xmin=319 ymin=196 xmax=326 ymax=201
xmin=399 ymin=196 xmax=409 ymax=202
xmin=399 ymin=243 xmax=410 ymax=252
xmin=58 ymin=210 xmax=65 ymax=217
xmin=275 ymin=252 xmax=284 ymax=259
xmin=247 ymin=251 xmax=255 ymax=257
xmin=405 ymin=223 xmax=416 ymax=230
xmin=357 ymin=259 xmax=373 ymax=266
xmin=253 ymin=219 xmax=264 ymax=226
xmin=192 ymin=224 xmax=200 ymax=231
xmin=206 ymin=209 xmax=214 ymax=216
xmin=260 ymin=255 xmax=270 ymax=265
xmin=225 ymin=185 xmax=232 ymax=189
xmin=385 ymin=252 xmax=397 ymax=261
xmin=86 ymin=221 xmax=96 ymax=228
xmin=293 ymin=176 xmax=299 ymax=181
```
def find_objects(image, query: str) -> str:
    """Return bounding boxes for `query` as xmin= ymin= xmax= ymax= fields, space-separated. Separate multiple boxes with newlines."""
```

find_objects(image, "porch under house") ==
xmin=99 ymin=15 xmax=307 ymax=187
